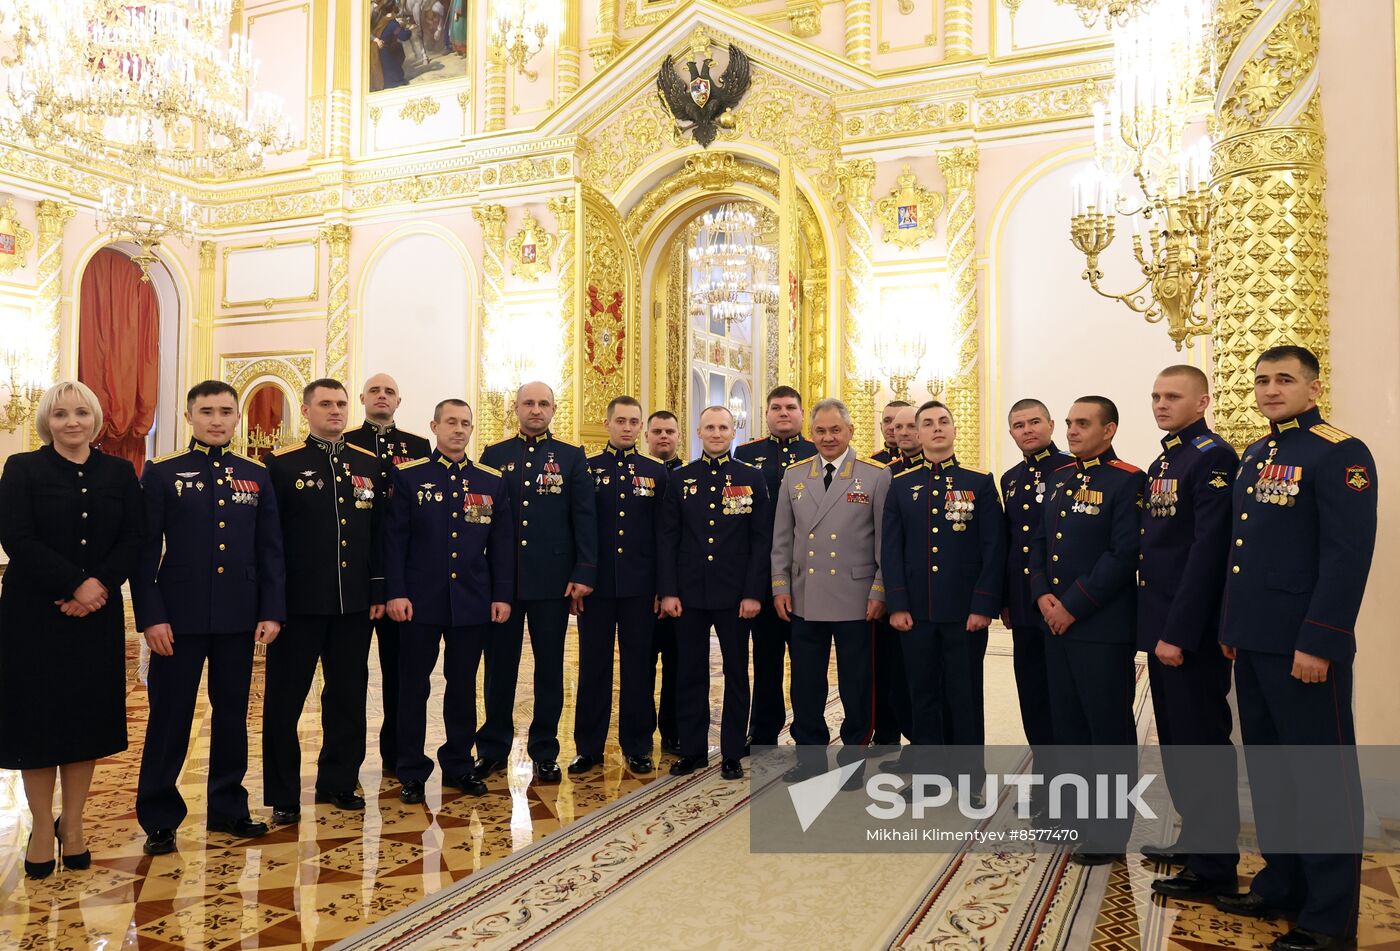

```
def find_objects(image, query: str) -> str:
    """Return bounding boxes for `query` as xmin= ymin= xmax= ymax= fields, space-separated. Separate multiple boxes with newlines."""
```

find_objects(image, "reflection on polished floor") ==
xmin=2 ymin=623 xmax=1398 ymax=950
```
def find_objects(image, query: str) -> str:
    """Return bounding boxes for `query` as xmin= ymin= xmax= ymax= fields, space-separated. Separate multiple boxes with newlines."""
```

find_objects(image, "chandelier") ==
xmin=3 ymin=0 xmax=291 ymax=179
xmin=97 ymin=178 xmax=198 ymax=278
xmin=727 ymin=394 xmax=748 ymax=431
xmin=688 ymin=205 xmax=778 ymax=330
xmin=0 ymin=311 xmax=47 ymax=432
xmin=490 ymin=0 xmax=556 ymax=81
xmin=1069 ymin=0 xmax=1215 ymax=350
xmin=1054 ymin=0 xmax=1154 ymax=29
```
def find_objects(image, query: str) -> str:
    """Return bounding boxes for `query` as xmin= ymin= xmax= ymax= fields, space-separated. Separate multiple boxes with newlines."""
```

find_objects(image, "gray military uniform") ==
xmin=771 ymin=449 xmax=891 ymax=621
xmin=771 ymin=447 xmax=892 ymax=767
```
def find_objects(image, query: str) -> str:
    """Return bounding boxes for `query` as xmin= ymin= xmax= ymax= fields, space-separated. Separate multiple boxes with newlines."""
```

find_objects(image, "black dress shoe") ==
xmin=720 ymin=758 xmax=744 ymax=781
xmin=1070 ymin=852 xmax=1125 ymax=867
xmin=399 ymin=781 xmax=426 ymax=804
xmin=669 ymin=754 xmax=708 ymax=776
xmin=270 ymin=808 xmax=301 ymax=826
xmin=446 ymin=773 xmax=488 ymax=796
xmin=143 ymin=829 xmax=177 ymax=855
xmin=1150 ymin=868 xmax=1237 ymax=901
xmin=534 ymin=760 xmax=562 ymax=783
xmin=1140 ymin=841 xmax=1186 ymax=865
xmin=660 ymin=737 xmax=682 ymax=755
xmin=625 ymin=755 xmax=654 ymax=773
xmin=314 ymin=790 xmax=366 ymax=811
xmin=568 ymin=754 xmax=602 ymax=775
xmin=1271 ymin=927 xmax=1353 ymax=951
xmin=474 ymin=756 xmax=508 ymax=778
xmin=1214 ymin=890 xmax=1291 ymax=920
xmin=206 ymin=816 xmax=270 ymax=839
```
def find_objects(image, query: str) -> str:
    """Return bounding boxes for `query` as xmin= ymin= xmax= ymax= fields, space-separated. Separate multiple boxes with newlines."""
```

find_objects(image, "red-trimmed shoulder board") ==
xmin=1345 ymin=465 xmax=1371 ymax=492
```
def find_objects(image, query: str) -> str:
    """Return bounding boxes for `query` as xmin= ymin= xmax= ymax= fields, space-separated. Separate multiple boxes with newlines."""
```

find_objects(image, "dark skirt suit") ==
xmin=0 ymin=446 xmax=144 ymax=768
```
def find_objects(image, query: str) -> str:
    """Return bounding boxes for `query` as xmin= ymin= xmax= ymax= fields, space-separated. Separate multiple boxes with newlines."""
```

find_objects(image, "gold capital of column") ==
xmin=1210 ymin=0 xmax=1329 ymax=450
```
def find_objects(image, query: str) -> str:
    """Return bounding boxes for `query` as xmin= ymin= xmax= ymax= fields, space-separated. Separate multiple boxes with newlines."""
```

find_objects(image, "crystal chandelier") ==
xmin=687 ymin=205 xmax=778 ymax=330
xmin=1069 ymin=0 xmax=1215 ymax=350
xmin=727 ymin=394 xmax=748 ymax=431
xmin=1054 ymin=0 xmax=1154 ymax=29
xmin=490 ymin=0 xmax=556 ymax=81
xmin=3 ymin=0 xmax=292 ymax=179
xmin=97 ymin=178 xmax=198 ymax=279
xmin=0 ymin=310 xmax=48 ymax=432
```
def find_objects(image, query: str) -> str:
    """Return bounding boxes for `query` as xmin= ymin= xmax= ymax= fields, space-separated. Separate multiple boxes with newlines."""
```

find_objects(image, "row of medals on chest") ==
xmin=595 ymin=461 xmax=656 ymax=497
xmin=415 ymin=479 xmax=493 ymax=523
xmin=911 ymin=475 xmax=976 ymax=530
xmin=503 ymin=451 xmax=564 ymax=494
xmin=174 ymin=466 xmax=261 ymax=505
xmin=681 ymin=472 xmax=753 ymax=515
xmin=293 ymin=460 xmax=375 ymax=509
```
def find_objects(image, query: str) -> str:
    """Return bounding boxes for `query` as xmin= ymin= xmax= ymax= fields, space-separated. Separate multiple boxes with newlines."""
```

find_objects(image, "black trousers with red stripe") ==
xmin=789 ymin=616 xmax=873 ymax=768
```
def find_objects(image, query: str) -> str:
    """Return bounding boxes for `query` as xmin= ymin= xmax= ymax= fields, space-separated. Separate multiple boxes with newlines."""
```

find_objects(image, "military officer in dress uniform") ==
xmin=771 ymin=399 xmax=890 ymax=780
xmin=882 ymin=401 xmax=1005 ymax=799
xmin=1029 ymin=396 xmax=1144 ymax=864
xmin=659 ymin=405 xmax=770 ymax=781
xmin=734 ymin=385 xmax=815 ymax=748
xmin=263 ymin=379 xmax=385 ymax=825
xmin=1136 ymin=366 xmax=1241 ymax=900
xmin=871 ymin=400 xmax=912 ymax=465
xmin=133 ymin=381 xmax=286 ymax=855
xmin=385 ymin=399 xmax=513 ymax=803
xmin=873 ymin=403 xmax=919 ymax=747
xmin=477 ymin=381 xmax=597 ymax=783
xmin=572 ymin=397 xmax=670 ymax=775
xmin=1000 ymin=398 xmax=1072 ymax=798
xmin=1213 ymin=346 xmax=1376 ymax=951
xmin=346 ymin=372 xmax=432 ymax=774
xmin=646 ymin=410 xmax=683 ymax=753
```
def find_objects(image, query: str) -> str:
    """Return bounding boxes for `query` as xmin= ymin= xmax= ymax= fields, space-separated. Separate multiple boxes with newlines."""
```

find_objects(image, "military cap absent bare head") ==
xmin=1007 ymin=397 xmax=1050 ymax=423
xmin=433 ymin=398 xmax=471 ymax=422
xmin=765 ymin=385 xmax=802 ymax=408
xmin=607 ymin=395 xmax=643 ymax=418
xmin=884 ymin=399 xmax=913 ymax=410
xmin=303 ymin=377 xmax=347 ymax=404
xmin=1157 ymin=364 xmax=1210 ymax=395
xmin=647 ymin=409 xmax=678 ymax=425
xmin=915 ymin=399 xmax=951 ymax=422
xmin=1074 ymin=395 xmax=1119 ymax=426
xmin=186 ymin=379 xmax=239 ymax=408
xmin=1255 ymin=345 xmax=1321 ymax=379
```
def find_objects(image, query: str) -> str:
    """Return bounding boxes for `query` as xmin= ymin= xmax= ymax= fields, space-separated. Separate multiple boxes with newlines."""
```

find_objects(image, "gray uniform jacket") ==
xmin=771 ymin=449 xmax=892 ymax=622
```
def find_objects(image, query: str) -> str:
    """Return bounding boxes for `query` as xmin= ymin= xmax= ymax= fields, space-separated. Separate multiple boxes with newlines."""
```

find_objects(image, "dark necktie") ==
xmin=823 ymin=462 xmax=835 ymax=490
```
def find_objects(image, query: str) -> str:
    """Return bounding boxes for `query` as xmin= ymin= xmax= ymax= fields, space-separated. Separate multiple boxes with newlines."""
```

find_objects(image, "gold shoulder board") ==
xmin=1310 ymin=423 xmax=1353 ymax=444
xmin=228 ymin=450 xmax=266 ymax=467
xmin=346 ymin=443 xmax=377 ymax=458
xmin=396 ymin=457 xmax=430 ymax=470
xmin=961 ymin=465 xmax=989 ymax=475
xmin=475 ymin=461 xmax=503 ymax=477
xmin=893 ymin=466 xmax=924 ymax=479
xmin=862 ymin=457 xmax=889 ymax=469
xmin=270 ymin=444 xmax=301 ymax=457
xmin=151 ymin=449 xmax=187 ymax=464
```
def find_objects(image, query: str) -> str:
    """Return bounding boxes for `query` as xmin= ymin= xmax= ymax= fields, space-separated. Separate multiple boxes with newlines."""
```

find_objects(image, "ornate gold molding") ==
xmin=844 ymin=0 xmax=873 ymax=67
xmin=473 ymin=204 xmax=508 ymax=445
xmin=874 ymin=165 xmax=944 ymax=250
xmin=547 ymin=195 xmax=577 ymax=441
xmin=507 ymin=208 xmax=558 ymax=282
xmin=399 ymin=97 xmax=441 ymax=125
xmin=837 ymin=158 xmax=876 ymax=451
xmin=34 ymin=200 xmax=75 ymax=382
xmin=943 ymin=0 xmax=972 ymax=58
xmin=938 ymin=143 xmax=980 ymax=466
xmin=786 ymin=0 xmax=821 ymax=38
xmin=1210 ymin=0 xmax=1330 ymax=448
xmin=0 ymin=198 xmax=35 ymax=275
xmin=320 ymin=223 xmax=352 ymax=381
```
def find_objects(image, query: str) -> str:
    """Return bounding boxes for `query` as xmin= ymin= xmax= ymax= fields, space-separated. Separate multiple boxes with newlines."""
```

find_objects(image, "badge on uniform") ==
xmin=1256 ymin=464 xmax=1301 ymax=506
xmin=846 ymin=477 xmax=869 ymax=505
xmin=1346 ymin=465 xmax=1371 ymax=492
xmin=793 ymin=481 xmax=806 ymax=502
xmin=721 ymin=483 xmax=753 ymax=515
xmin=945 ymin=487 xmax=976 ymax=530
xmin=537 ymin=454 xmax=564 ymax=494
xmin=463 ymin=492 xmax=493 ymax=523
xmin=417 ymin=482 xmax=438 ymax=505
xmin=684 ymin=478 xmax=698 ymax=496
xmin=175 ymin=471 xmax=203 ymax=497
xmin=1148 ymin=477 xmax=1178 ymax=517
xmin=230 ymin=478 xmax=261 ymax=506
xmin=297 ymin=469 xmax=316 ymax=491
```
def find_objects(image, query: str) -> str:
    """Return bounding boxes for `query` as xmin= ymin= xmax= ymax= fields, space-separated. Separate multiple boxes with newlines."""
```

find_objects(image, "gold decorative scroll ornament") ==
xmin=875 ymin=166 xmax=944 ymax=250
xmin=0 ymin=198 xmax=35 ymax=274
xmin=506 ymin=209 xmax=557 ymax=281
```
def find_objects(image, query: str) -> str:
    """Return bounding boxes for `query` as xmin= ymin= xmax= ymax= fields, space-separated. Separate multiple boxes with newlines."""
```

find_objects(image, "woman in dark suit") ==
xmin=0 ymin=381 xmax=144 ymax=878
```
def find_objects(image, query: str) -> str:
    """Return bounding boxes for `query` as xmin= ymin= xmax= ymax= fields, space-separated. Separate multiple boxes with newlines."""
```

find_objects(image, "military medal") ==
xmin=721 ymin=480 xmax=753 ymax=515
xmin=944 ymin=478 xmax=975 ymax=531
xmin=846 ymin=477 xmax=869 ymax=505
xmin=463 ymin=492 xmax=493 ymax=523
xmin=794 ymin=481 xmax=805 ymax=502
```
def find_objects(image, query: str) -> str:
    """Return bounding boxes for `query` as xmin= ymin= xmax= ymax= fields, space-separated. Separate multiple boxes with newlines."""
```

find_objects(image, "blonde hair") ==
xmin=35 ymin=380 xmax=104 ymax=446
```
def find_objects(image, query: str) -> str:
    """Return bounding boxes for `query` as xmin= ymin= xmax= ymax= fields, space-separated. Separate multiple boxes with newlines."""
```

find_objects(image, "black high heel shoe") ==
xmin=56 ymin=816 xmax=91 ymax=871
xmin=23 ymin=827 xmax=56 ymax=880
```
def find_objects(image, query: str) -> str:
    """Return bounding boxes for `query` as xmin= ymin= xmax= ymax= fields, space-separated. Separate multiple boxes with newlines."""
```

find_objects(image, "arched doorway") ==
xmin=242 ymin=382 xmax=291 ymax=460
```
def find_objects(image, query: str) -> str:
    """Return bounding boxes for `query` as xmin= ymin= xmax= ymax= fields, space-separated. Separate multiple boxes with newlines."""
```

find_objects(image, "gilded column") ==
xmin=485 ymin=49 xmax=507 ymax=132
xmin=191 ymin=241 xmax=217 ymax=384
xmin=473 ymin=204 xmax=508 ymax=445
xmin=938 ymin=144 xmax=980 ymax=467
xmin=587 ymin=0 xmax=622 ymax=70
xmin=803 ymin=271 xmax=828 ymax=404
xmin=34 ymin=200 xmax=75 ymax=382
xmin=837 ymin=159 xmax=876 ymax=452
xmin=548 ymin=194 xmax=578 ymax=441
xmin=943 ymin=0 xmax=973 ymax=58
xmin=844 ymin=0 xmax=872 ymax=68
xmin=557 ymin=0 xmax=581 ymax=101
xmin=1210 ymin=0 xmax=1328 ymax=449
xmin=321 ymin=223 xmax=352 ymax=381
xmin=329 ymin=0 xmax=353 ymax=158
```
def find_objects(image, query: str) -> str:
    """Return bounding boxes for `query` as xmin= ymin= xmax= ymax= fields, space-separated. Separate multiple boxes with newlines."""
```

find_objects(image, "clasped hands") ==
xmin=55 ymin=577 xmax=108 ymax=617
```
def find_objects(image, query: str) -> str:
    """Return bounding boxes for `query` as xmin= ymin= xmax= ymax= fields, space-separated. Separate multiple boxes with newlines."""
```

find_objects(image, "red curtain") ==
xmin=77 ymin=249 xmax=160 ymax=468
xmin=244 ymin=385 xmax=284 ymax=460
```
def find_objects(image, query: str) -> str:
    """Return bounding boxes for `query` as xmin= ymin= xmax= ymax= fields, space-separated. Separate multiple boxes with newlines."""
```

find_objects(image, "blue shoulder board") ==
xmin=1191 ymin=434 xmax=1218 ymax=452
